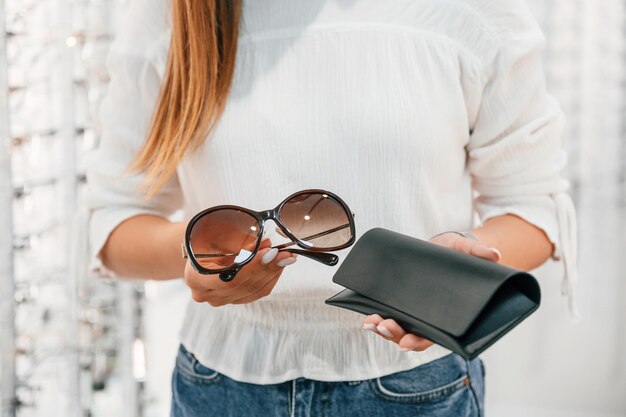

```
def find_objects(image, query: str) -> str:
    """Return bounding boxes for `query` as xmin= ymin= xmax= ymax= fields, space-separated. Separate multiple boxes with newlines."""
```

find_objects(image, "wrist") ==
xmin=430 ymin=230 xmax=478 ymax=241
xmin=168 ymin=221 xmax=187 ymax=269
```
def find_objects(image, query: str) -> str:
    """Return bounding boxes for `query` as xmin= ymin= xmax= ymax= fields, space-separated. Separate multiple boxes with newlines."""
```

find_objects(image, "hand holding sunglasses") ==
xmin=182 ymin=189 xmax=357 ymax=281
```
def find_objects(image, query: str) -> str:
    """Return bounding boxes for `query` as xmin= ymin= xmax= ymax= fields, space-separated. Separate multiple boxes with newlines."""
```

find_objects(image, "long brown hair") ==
xmin=126 ymin=0 xmax=241 ymax=197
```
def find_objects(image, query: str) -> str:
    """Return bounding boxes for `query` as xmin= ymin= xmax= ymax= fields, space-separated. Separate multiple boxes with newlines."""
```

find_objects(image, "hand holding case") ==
xmin=325 ymin=227 xmax=541 ymax=359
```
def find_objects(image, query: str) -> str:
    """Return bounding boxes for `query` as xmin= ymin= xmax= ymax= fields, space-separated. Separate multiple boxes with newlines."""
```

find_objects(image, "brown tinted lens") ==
xmin=279 ymin=192 xmax=352 ymax=249
xmin=189 ymin=209 xmax=260 ymax=270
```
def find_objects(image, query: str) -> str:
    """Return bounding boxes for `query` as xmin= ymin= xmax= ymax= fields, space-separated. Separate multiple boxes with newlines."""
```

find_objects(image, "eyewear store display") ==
xmin=1 ymin=1 xmax=144 ymax=416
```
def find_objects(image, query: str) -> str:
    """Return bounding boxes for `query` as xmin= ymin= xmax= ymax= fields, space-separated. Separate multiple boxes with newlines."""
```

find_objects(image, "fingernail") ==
xmin=291 ymin=253 xmax=298 ymax=258
xmin=376 ymin=325 xmax=393 ymax=338
xmin=261 ymin=248 xmax=278 ymax=265
xmin=362 ymin=323 xmax=377 ymax=331
xmin=276 ymin=257 xmax=297 ymax=267
xmin=490 ymin=248 xmax=501 ymax=258
xmin=399 ymin=347 xmax=412 ymax=352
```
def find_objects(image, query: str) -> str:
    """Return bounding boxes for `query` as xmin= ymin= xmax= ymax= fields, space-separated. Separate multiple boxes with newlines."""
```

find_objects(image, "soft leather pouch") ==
xmin=325 ymin=227 xmax=541 ymax=359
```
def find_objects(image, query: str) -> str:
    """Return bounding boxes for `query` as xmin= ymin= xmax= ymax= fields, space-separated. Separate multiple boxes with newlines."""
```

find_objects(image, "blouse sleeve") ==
xmin=82 ymin=47 xmax=183 ymax=278
xmin=465 ymin=16 xmax=580 ymax=320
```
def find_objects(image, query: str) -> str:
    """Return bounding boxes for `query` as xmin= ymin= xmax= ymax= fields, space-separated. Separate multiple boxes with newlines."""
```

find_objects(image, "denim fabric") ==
xmin=171 ymin=344 xmax=485 ymax=417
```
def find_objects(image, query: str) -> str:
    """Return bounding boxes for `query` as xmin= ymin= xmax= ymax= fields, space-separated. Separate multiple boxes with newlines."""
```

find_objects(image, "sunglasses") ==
xmin=182 ymin=189 xmax=357 ymax=282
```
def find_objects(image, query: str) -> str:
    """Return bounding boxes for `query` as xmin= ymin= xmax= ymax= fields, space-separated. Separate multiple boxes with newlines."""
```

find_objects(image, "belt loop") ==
xmin=290 ymin=379 xmax=296 ymax=417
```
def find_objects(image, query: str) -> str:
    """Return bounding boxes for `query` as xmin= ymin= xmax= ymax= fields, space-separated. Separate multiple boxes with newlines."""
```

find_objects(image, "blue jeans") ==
xmin=171 ymin=344 xmax=485 ymax=417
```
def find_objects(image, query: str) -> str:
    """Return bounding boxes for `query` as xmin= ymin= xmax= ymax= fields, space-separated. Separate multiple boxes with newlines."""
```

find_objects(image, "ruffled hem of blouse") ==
xmin=177 ymin=299 xmax=453 ymax=384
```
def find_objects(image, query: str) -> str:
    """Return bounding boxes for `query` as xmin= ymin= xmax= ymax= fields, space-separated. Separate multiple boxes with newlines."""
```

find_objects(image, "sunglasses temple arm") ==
xmin=280 ymin=248 xmax=339 ymax=266
xmin=273 ymin=223 xmax=351 ymax=250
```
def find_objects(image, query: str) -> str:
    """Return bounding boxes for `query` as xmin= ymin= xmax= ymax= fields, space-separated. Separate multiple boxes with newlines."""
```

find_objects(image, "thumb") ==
xmin=461 ymin=240 xmax=501 ymax=263
xmin=433 ymin=232 xmax=501 ymax=263
xmin=259 ymin=237 xmax=272 ymax=249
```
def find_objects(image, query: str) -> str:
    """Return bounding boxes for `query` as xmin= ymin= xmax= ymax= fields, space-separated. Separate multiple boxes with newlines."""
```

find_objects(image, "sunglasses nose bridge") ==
xmin=258 ymin=209 xmax=286 ymax=238
xmin=260 ymin=209 xmax=276 ymax=220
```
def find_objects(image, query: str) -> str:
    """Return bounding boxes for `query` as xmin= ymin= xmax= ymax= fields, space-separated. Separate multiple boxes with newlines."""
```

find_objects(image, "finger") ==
xmin=241 ymin=268 xmax=281 ymax=296
xmin=275 ymin=254 xmax=298 ymax=267
xmin=452 ymin=237 xmax=500 ymax=263
xmin=212 ymin=249 xmax=294 ymax=298
xmin=184 ymin=266 xmax=222 ymax=292
xmin=259 ymin=237 xmax=272 ymax=250
xmin=469 ymin=244 xmax=500 ymax=262
xmin=190 ymin=288 xmax=212 ymax=303
xmin=198 ymin=246 xmax=282 ymax=292
xmin=187 ymin=244 xmax=298 ymax=298
xmin=230 ymin=248 xmax=294 ymax=285
xmin=398 ymin=333 xmax=434 ymax=351
xmin=260 ymin=247 xmax=279 ymax=265
xmin=219 ymin=264 xmax=283 ymax=304
xmin=257 ymin=247 xmax=296 ymax=267
xmin=362 ymin=314 xmax=384 ymax=332
xmin=375 ymin=318 xmax=407 ymax=344
xmin=229 ymin=272 xmax=281 ymax=304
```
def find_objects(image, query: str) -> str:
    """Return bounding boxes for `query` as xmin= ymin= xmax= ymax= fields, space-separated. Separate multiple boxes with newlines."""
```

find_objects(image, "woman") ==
xmin=84 ymin=0 xmax=578 ymax=416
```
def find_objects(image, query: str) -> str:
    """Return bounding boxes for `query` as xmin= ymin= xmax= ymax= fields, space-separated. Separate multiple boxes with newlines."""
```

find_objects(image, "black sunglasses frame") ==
xmin=183 ymin=188 xmax=356 ymax=282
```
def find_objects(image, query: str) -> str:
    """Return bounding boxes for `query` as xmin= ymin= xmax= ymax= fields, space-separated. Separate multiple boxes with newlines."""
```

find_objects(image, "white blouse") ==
xmin=79 ymin=0 xmax=579 ymax=384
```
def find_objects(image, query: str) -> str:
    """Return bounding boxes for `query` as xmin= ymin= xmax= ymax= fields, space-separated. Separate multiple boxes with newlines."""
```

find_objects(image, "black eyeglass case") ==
xmin=325 ymin=227 xmax=541 ymax=360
